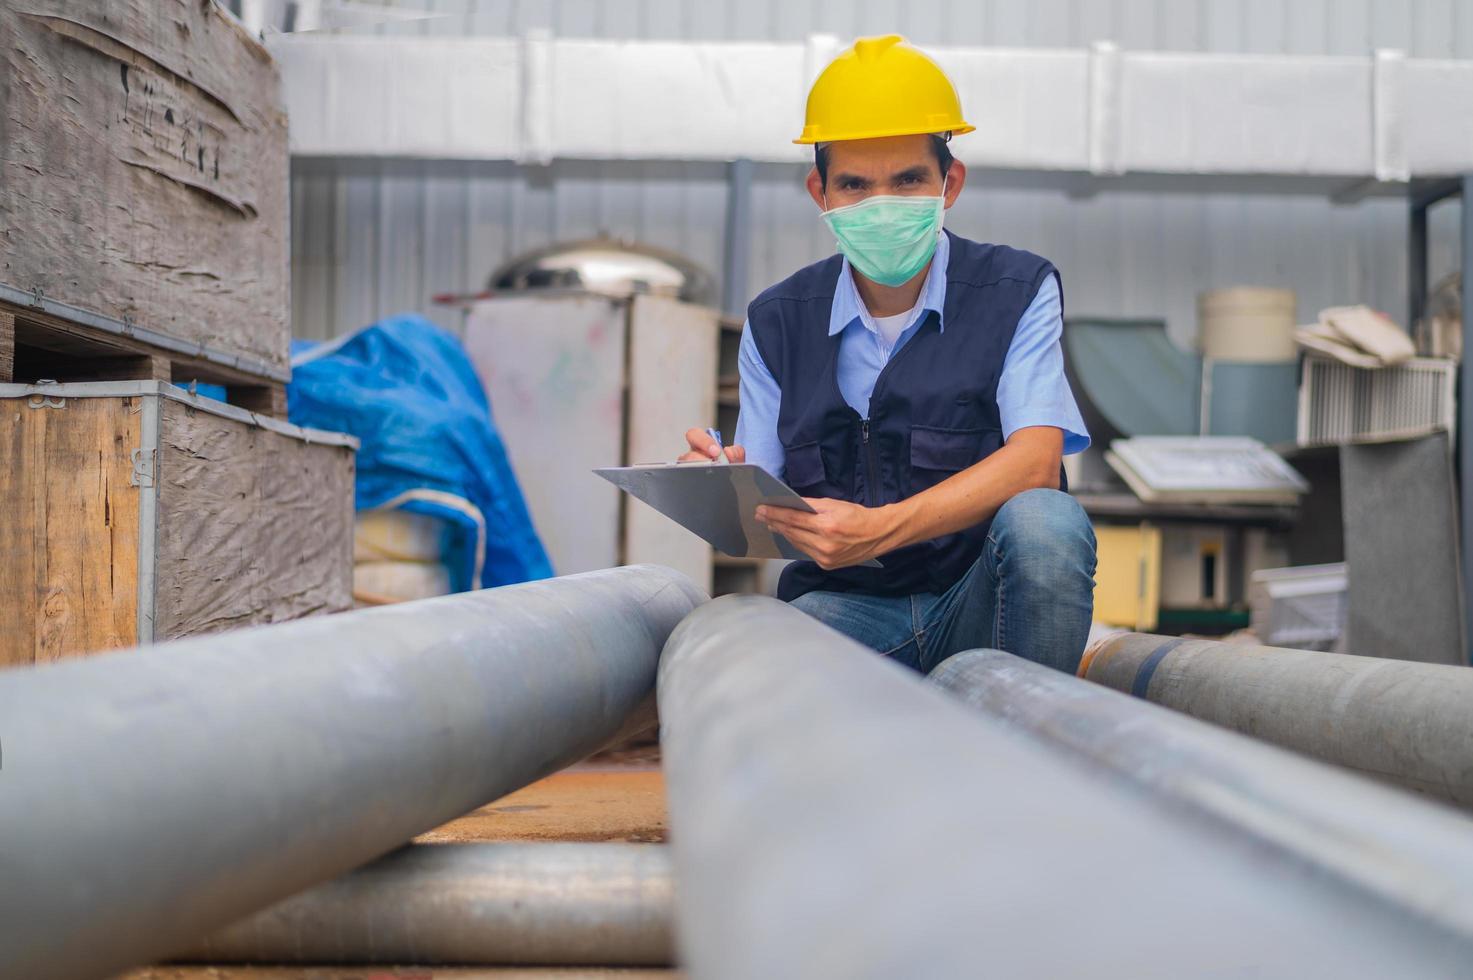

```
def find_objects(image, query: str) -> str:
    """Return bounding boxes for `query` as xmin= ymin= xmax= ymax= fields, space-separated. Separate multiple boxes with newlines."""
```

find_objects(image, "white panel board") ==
xmin=550 ymin=41 xmax=808 ymax=161
xmin=272 ymin=35 xmax=521 ymax=157
xmin=1403 ymin=60 xmax=1473 ymax=174
xmin=935 ymin=48 xmax=1091 ymax=171
xmin=623 ymin=295 xmax=719 ymax=594
xmin=462 ymin=293 xmax=626 ymax=575
xmin=1119 ymin=53 xmax=1373 ymax=175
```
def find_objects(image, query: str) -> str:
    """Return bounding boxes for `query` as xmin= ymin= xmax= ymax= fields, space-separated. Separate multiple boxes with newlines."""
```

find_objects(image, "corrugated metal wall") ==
xmin=290 ymin=0 xmax=1471 ymax=344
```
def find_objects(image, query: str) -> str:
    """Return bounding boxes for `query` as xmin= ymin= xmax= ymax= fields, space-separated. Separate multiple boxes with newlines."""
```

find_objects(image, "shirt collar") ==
xmin=828 ymin=229 xmax=950 ymax=338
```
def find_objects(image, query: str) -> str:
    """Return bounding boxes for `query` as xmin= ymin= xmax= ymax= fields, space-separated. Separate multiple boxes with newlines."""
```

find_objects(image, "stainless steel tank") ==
xmin=490 ymin=237 xmax=717 ymax=305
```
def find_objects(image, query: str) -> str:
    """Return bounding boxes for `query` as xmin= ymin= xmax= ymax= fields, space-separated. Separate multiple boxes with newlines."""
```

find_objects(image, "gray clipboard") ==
xmin=594 ymin=461 xmax=881 ymax=566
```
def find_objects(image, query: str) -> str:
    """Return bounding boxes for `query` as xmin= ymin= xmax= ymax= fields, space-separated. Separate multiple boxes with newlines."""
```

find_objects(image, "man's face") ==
xmin=819 ymin=134 xmax=947 ymax=208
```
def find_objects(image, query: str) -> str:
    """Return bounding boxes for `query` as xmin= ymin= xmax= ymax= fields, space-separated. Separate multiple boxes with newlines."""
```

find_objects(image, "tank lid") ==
xmin=489 ymin=237 xmax=716 ymax=306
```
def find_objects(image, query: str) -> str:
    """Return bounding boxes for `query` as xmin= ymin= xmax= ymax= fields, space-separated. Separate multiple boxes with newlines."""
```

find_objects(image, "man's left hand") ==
xmin=755 ymin=498 xmax=895 ymax=570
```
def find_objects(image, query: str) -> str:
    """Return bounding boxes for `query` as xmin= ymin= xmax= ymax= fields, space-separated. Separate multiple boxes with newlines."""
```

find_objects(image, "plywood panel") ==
xmin=462 ymin=294 xmax=626 ymax=575
xmin=0 ymin=1 xmax=289 ymax=376
xmin=1341 ymin=434 xmax=1465 ymax=665
xmin=152 ymin=399 xmax=354 ymax=638
xmin=625 ymin=295 xmax=718 ymax=594
xmin=0 ymin=396 xmax=140 ymax=666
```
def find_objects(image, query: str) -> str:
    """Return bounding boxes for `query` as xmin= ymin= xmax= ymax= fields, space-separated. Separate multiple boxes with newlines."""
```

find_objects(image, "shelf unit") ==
xmin=1408 ymin=177 xmax=1473 ymax=663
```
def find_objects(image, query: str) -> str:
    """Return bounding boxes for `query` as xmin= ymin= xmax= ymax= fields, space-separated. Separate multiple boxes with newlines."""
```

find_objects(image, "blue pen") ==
xmin=705 ymin=427 xmax=730 ymax=464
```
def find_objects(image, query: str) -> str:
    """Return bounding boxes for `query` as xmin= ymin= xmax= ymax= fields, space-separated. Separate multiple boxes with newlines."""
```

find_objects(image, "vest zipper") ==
xmin=861 ymin=418 xmax=880 ymax=507
xmin=858 ymin=310 xmax=933 ymax=507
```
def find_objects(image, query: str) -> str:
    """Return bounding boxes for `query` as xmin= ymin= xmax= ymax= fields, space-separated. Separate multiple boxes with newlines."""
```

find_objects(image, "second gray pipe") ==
xmin=180 ymin=843 xmax=675 ymax=966
xmin=932 ymin=648 xmax=1473 ymax=942
xmin=1082 ymin=632 xmax=1473 ymax=808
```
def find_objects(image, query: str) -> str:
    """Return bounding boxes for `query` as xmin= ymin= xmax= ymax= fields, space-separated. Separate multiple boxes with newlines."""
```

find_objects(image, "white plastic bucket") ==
xmin=1199 ymin=287 xmax=1297 ymax=362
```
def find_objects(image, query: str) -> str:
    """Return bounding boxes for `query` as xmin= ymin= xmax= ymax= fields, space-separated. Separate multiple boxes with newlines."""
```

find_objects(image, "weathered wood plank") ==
xmin=40 ymin=398 xmax=141 ymax=661
xmin=0 ymin=396 xmax=140 ymax=665
xmin=0 ymin=312 xmax=14 ymax=383
xmin=0 ymin=1 xmax=289 ymax=377
xmin=0 ymin=392 xmax=38 ymax=666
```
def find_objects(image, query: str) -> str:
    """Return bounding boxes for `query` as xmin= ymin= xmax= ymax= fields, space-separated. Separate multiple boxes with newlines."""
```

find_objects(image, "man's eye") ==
xmin=899 ymin=175 xmax=921 ymax=185
xmin=840 ymin=180 xmax=862 ymax=191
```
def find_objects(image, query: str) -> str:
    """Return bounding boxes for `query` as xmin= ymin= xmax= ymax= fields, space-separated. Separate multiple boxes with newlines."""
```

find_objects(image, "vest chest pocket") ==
xmin=783 ymin=439 xmax=829 ymax=493
xmin=909 ymin=425 xmax=996 ymax=492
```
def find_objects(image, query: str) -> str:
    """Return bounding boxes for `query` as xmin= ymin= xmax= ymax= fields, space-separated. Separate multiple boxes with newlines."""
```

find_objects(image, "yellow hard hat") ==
xmin=794 ymin=34 xmax=974 ymax=145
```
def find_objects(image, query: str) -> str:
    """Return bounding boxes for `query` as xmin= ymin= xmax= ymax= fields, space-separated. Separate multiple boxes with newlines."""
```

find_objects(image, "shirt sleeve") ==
xmin=732 ymin=319 xmax=787 ymax=479
xmin=996 ymin=274 xmax=1091 ymax=455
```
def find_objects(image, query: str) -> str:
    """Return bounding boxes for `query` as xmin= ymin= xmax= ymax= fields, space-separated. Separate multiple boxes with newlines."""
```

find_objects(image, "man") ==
xmin=681 ymin=34 xmax=1096 ymax=675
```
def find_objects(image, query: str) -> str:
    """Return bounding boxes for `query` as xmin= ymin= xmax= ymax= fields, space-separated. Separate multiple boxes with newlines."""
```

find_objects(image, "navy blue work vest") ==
xmin=747 ymin=230 xmax=1063 ymax=602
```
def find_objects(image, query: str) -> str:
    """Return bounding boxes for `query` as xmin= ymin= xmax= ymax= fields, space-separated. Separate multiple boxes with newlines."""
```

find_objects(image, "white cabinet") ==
xmin=463 ymin=292 xmax=717 ymax=594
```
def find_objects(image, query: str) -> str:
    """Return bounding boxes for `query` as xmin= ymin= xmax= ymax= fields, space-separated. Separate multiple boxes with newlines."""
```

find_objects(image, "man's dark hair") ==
xmin=814 ymin=133 xmax=954 ymax=190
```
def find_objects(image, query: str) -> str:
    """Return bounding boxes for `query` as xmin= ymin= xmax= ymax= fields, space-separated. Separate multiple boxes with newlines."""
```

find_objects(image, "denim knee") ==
xmin=989 ymin=488 xmax=1096 ymax=578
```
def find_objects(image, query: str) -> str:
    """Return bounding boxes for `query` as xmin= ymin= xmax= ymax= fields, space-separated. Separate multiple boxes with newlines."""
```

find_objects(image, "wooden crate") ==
xmin=0 ymin=0 xmax=291 ymax=382
xmin=0 ymin=382 xmax=357 ymax=666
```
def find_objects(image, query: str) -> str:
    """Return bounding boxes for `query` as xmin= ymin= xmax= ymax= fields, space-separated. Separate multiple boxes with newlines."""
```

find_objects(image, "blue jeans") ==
xmin=790 ymin=488 xmax=1097 ymax=675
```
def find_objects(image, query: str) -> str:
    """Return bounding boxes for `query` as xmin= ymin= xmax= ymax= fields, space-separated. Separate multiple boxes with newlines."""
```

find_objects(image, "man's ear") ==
xmin=943 ymin=159 xmax=966 ymax=208
xmin=805 ymin=166 xmax=826 ymax=210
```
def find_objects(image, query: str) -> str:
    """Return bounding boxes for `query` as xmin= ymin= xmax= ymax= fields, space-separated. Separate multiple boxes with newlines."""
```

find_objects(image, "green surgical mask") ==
xmin=822 ymin=185 xmax=946 ymax=287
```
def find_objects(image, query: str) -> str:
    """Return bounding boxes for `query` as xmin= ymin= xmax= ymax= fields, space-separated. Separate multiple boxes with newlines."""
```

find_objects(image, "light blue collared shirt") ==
xmin=734 ymin=233 xmax=1090 ymax=482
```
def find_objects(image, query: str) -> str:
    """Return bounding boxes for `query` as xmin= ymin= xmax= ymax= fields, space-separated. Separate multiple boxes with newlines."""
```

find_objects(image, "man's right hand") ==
xmin=680 ymin=428 xmax=747 ymax=464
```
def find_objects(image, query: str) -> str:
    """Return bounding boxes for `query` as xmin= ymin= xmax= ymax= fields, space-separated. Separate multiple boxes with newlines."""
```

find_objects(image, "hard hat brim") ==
xmin=793 ymin=121 xmax=976 ymax=146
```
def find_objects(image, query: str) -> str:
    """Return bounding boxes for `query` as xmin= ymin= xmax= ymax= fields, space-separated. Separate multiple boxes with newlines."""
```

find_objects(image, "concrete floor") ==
xmin=116 ymin=761 xmax=675 ymax=980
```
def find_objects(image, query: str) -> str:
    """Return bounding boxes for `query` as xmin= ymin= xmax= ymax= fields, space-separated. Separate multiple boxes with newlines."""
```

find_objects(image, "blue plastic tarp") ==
xmin=287 ymin=315 xmax=552 ymax=592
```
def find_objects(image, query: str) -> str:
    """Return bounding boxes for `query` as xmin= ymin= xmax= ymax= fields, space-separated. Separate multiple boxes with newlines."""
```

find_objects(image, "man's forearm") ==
xmin=874 ymin=427 xmax=1063 ymax=553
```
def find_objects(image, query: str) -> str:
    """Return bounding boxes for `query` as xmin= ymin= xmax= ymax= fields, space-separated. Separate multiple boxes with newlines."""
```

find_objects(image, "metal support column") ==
xmin=0 ymin=565 xmax=704 ymax=980
xmin=721 ymin=157 xmax=754 ymax=319
xmin=1409 ymin=176 xmax=1473 ymax=664
xmin=658 ymin=595 xmax=1473 ymax=980
xmin=1462 ymin=174 xmax=1473 ymax=664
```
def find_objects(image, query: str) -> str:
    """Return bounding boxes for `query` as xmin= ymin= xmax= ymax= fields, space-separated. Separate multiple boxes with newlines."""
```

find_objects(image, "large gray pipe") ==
xmin=658 ymin=595 xmax=1473 ymax=979
xmin=1081 ymin=632 xmax=1473 ymax=807
xmin=0 ymin=565 xmax=703 ymax=980
xmin=180 ymin=843 xmax=673 ymax=966
xmin=931 ymin=648 xmax=1473 ymax=941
